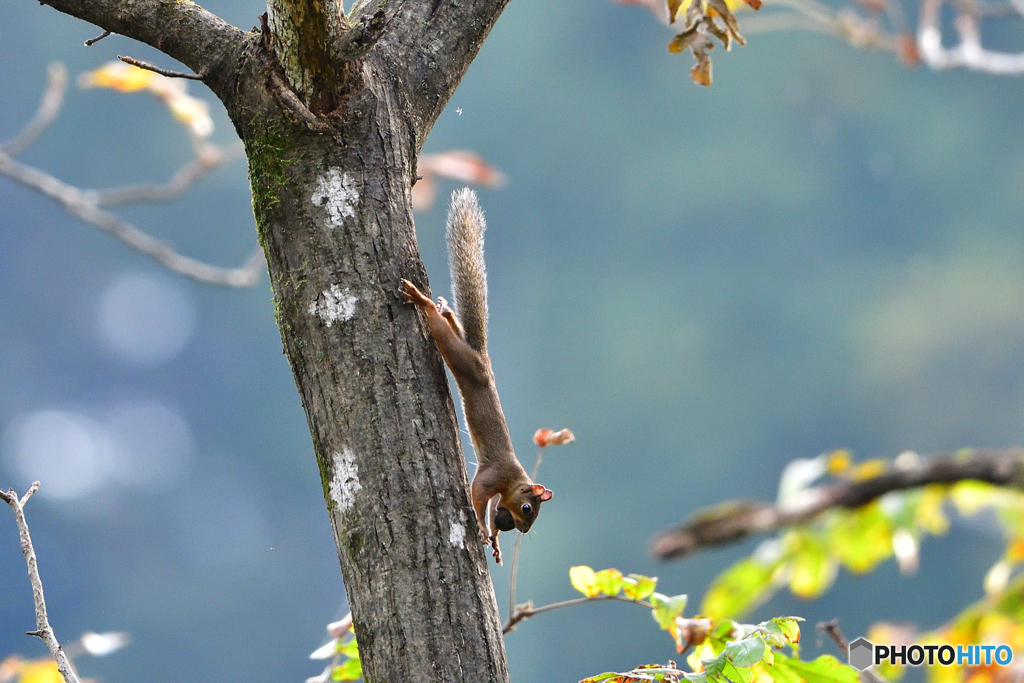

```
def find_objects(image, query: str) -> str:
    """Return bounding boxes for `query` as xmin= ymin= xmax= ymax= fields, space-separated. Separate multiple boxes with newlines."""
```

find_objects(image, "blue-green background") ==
xmin=1 ymin=0 xmax=1021 ymax=680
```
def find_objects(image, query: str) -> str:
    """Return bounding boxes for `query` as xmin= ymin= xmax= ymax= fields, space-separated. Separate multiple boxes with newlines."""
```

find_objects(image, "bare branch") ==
xmin=502 ymin=594 xmax=654 ymax=634
xmin=36 ymin=0 xmax=245 ymax=100
xmin=84 ymin=30 xmax=112 ymax=47
xmin=0 ymin=149 xmax=264 ymax=287
xmin=117 ymin=55 xmax=203 ymax=81
xmin=818 ymin=619 xmax=889 ymax=683
xmin=1 ymin=483 xmax=82 ymax=683
xmin=1 ymin=63 xmax=67 ymax=157
xmin=918 ymin=0 xmax=1024 ymax=72
xmin=95 ymin=142 xmax=246 ymax=207
xmin=650 ymin=448 xmax=1024 ymax=560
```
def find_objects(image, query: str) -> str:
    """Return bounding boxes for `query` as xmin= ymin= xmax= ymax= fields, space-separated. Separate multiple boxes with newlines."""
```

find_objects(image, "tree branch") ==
xmin=650 ymin=448 xmax=1024 ymax=560
xmin=95 ymin=142 xmax=246 ymax=206
xmin=502 ymin=594 xmax=655 ymax=634
xmin=35 ymin=0 xmax=246 ymax=99
xmin=0 ymin=150 xmax=264 ymax=287
xmin=381 ymin=0 xmax=514 ymax=143
xmin=818 ymin=619 xmax=889 ymax=683
xmin=0 ymin=483 xmax=82 ymax=683
xmin=1 ymin=63 xmax=67 ymax=157
xmin=116 ymin=55 xmax=203 ymax=80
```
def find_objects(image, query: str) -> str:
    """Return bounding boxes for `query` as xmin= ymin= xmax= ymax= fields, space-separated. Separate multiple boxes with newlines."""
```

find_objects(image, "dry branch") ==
xmin=0 ymin=484 xmax=81 ymax=683
xmin=0 ymin=65 xmax=262 ymax=288
xmin=651 ymin=449 xmax=1024 ymax=560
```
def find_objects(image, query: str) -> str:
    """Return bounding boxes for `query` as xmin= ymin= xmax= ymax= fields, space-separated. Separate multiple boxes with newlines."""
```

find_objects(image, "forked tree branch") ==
xmin=651 ymin=448 xmax=1024 ymax=560
xmin=381 ymin=0 xmax=515 ymax=143
xmin=0 ymin=483 xmax=81 ymax=683
xmin=34 ymin=0 xmax=246 ymax=100
xmin=0 ymin=65 xmax=263 ymax=288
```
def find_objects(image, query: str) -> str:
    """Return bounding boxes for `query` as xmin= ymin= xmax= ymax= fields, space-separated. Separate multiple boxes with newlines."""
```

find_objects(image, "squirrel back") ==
xmin=446 ymin=188 xmax=488 ymax=355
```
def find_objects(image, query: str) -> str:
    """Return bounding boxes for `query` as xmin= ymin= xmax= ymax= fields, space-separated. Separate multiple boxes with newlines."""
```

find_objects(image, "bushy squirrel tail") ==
xmin=446 ymin=188 xmax=488 ymax=354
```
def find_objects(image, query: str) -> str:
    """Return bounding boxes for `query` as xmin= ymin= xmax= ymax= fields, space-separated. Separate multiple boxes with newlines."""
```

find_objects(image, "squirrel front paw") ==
xmin=399 ymin=279 xmax=432 ymax=308
xmin=489 ymin=535 xmax=503 ymax=565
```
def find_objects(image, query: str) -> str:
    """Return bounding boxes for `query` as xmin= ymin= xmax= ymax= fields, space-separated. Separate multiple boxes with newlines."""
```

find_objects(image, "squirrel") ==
xmin=400 ymin=188 xmax=553 ymax=565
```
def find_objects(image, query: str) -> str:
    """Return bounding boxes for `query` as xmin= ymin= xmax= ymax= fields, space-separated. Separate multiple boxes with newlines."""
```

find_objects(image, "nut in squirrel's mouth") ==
xmin=494 ymin=506 xmax=516 ymax=532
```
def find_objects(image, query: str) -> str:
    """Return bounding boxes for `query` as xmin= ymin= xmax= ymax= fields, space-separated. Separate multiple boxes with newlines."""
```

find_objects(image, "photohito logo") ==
xmin=848 ymin=637 xmax=1014 ymax=671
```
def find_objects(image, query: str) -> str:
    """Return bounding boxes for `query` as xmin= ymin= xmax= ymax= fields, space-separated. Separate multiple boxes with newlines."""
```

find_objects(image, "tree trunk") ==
xmin=32 ymin=0 xmax=514 ymax=680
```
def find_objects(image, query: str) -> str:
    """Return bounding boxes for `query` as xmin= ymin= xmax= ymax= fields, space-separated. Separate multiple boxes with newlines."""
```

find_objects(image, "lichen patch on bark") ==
xmin=311 ymin=168 xmax=360 ymax=229
xmin=449 ymin=520 xmax=467 ymax=549
xmin=330 ymin=447 xmax=363 ymax=513
xmin=309 ymin=284 xmax=358 ymax=327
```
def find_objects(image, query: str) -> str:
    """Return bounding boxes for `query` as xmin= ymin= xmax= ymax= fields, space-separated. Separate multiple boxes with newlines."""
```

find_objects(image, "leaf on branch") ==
xmin=331 ymin=658 xmax=362 ymax=682
xmin=534 ymin=428 xmax=576 ymax=447
xmin=622 ymin=574 xmax=658 ymax=600
xmin=570 ymin=565 xmax=602 ymax=597
xmin=651 ymin=593 xmax=689 ymax=630
xmin=595 ymin=568 xmax=625 ymax=596
xmin=413 ymin=151 xmax=505 ymax=211
xmin=79 ymin=62 xmax=213 ymax=138
xmin=701 ymin=557 xmax=780 ymax=620
xmin=785 ymin=530 xmax=838 ymax=598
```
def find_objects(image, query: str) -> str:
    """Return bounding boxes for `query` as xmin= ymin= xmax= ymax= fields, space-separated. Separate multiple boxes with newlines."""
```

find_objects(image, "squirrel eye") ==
xmin=522 ymin=503 xmax=532 ymax=515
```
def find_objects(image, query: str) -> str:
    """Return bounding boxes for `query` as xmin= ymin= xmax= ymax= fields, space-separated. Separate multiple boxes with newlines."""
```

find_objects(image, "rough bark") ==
xmin=31 ymin=0 xmax=515 ymax=680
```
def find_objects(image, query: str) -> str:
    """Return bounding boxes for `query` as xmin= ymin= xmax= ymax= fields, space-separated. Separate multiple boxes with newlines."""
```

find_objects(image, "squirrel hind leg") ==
xmin=436 ymin=296 xmax=467 ymax=340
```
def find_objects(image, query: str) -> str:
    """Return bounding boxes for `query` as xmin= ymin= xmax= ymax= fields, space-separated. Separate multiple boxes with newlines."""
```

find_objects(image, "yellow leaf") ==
xmin=165 ymin=92 xmax=214 ymax=138
xmin=825 ymin=449 xmax=851 ymax=475
xmin=18 ymin=661 xmax=62 ymax=683
xmin=79 ymin=62 xmax=156 ymax=92
xmin=569 ymin=565 xmax=600 ymax=597
xmin=850 ymin=459 xmax=886 ymax=480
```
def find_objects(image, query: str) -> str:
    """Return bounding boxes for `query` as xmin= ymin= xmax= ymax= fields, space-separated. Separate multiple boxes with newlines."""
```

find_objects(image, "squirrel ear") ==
xmin=530 ymin=484 xmax=545 ymax=496
xmin=540 ymin=489 xmax=553 ymax=501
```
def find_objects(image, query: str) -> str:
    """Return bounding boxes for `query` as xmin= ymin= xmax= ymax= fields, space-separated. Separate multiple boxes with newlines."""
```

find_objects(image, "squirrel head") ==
xmin=499 ymin=483 xmax=553 ymax=533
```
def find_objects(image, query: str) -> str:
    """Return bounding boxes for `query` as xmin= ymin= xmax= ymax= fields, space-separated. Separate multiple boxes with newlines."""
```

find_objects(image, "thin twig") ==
xmin=651 ymin=448 xmax=1024 ymax=560
xmin=117 ymin=55 xmax=204 ymax=80
xmin=1 ymin=63 xmax=68 ymax=157
xmin=0 ymin=149 xmax=264 ymax=287
xmin=818 ymin=619 xmax=889 ymax=683
xmin=503 ymin=594 xmax=654 ymax=634
xmin=0 ymin=69 xmax=263 ymax=288
xmin=0 ymin=483 xmax=81 ymax=683
xmin=84 ymin=30 xmax=111 ymax=46
xmin=508 ymin=448 xmax=544 ymax=621
xmin=95 ymin=141 xmax=246 ymax=206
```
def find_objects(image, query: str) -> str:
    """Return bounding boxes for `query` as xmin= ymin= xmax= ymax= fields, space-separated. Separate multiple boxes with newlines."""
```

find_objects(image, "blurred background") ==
xmin=1 ymin=0 xmax=1023 ymax=680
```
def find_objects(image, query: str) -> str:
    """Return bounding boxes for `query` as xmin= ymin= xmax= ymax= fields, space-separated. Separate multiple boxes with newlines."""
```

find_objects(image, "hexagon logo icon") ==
xmin=849 ymin=637 xmax=874 ymax=671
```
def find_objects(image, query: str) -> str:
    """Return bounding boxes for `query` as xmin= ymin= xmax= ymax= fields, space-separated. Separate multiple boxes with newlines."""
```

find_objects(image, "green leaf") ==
xmin=337 ymin=635 xmax=359 ymax=659
xmin=828 ymin=504 xmax=893 ymax=574
xmin=769 ymin=653 xmax=858 ymax=683
xmin=722 ymin=661 xmax=754 ymax=683
xmin=578 ymin=673 xmax=622 ymax=683
xmin=702 ymin=558 xmax=779 ymax=620
xmin=786 ymin=532 xmax=837 ymax=599
xmin=702 ymin=652 xmax=727 ymax=678
xmin=331 ymin=659 xmax=362 ymax=682
xmin=623 ymin=574 xmax=658 ymax=601
xmin=595 ymin=568 xmax=624 ymax=596
xmin=770 ymin=617 xmax=802 ymax=644
xmin=725 ymin=635 xmax=766 ymax=668
xmin=570 ymin=566 xmax=601 ymax=597
xmin=650 ymin=592 xmax=688 ymax=630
